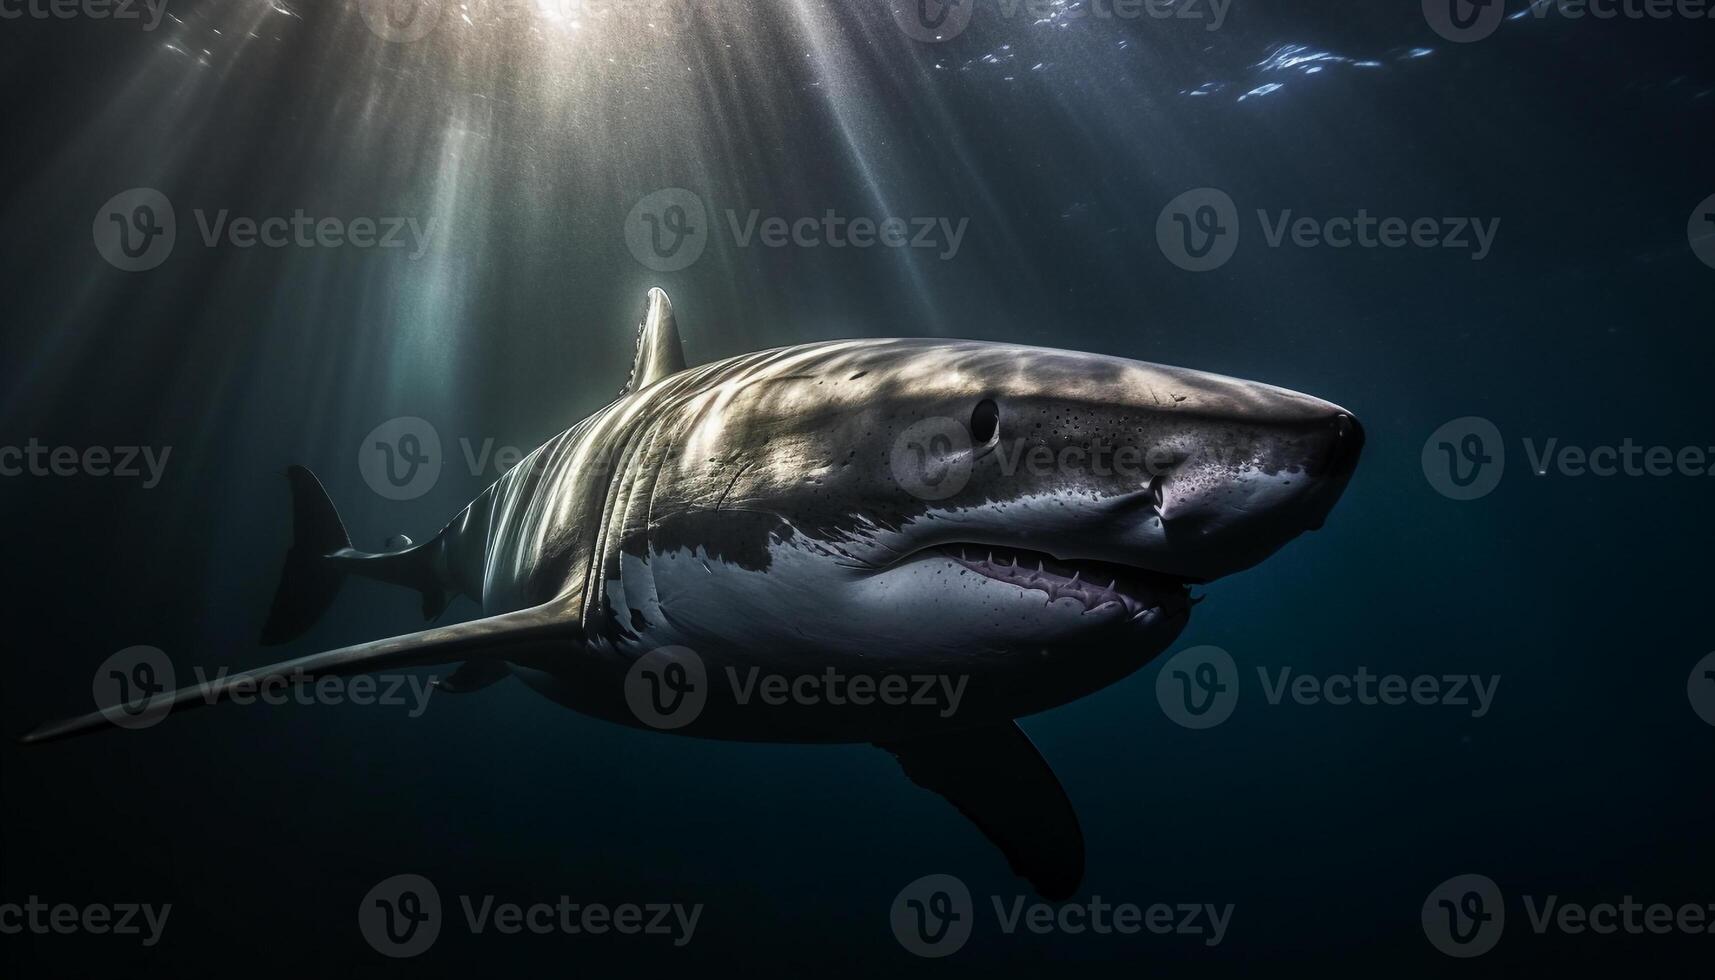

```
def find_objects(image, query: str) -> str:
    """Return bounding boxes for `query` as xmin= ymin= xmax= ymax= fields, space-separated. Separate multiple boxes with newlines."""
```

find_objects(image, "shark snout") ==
xmin=1305 ymin=411 xmax=1363 ymax=528
xmin=1147 ymin=406 xmax=1364 ymax=578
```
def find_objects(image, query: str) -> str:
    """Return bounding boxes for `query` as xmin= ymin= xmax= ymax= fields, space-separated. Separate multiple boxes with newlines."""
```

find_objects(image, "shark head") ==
xmin=632 ymin=335 xmax=1361 ymax=716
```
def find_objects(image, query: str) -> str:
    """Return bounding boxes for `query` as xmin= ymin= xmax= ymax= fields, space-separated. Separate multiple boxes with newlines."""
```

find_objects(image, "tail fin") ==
xmin=261 ymin=466 xmax=352 ymax=646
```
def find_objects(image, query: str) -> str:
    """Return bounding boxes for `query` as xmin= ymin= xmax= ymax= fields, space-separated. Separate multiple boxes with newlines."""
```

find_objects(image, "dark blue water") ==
xmin=2 ymin=1 xmax=1712 ymax=975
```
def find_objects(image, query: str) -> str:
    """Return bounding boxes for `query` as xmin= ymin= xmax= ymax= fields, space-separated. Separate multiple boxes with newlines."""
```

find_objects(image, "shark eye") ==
xmin=970 ymin=398 xmax=1000 ymax=444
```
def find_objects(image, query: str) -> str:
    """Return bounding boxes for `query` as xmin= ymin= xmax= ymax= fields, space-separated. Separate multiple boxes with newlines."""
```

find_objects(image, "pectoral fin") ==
xmin=876 ymin=722 xmax=1084 ymax=900
xmin=432 ymin=659 xmax=511 ymax=694
xmin=20 ymin=603 xmax=567 ymax=745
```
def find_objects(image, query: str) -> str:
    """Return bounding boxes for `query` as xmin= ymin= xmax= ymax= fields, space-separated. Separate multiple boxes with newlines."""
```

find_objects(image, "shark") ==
xmin=22 ymin=288 xmax=1363 ymax=899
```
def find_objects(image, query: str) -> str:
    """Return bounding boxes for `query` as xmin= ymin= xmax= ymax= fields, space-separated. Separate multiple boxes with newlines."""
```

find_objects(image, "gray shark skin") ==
xmin=22 ymin=288 xmax=1363 ymax=899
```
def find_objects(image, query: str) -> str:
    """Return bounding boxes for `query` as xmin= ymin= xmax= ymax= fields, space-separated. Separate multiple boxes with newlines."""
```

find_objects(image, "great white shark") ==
xmin=23 ymin=288 xmax=1362 ymax=899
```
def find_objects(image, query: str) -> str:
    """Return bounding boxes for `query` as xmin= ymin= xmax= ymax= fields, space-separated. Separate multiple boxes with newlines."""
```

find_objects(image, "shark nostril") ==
xmin=1148 ymin=472 xmax=1167 ymax=516
xmin=1326 ymin=413 xmax=1365 ymax=475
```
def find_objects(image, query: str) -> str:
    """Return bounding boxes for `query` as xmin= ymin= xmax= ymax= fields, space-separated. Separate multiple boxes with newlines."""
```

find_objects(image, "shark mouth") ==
xmin=936 ymin=544 xmax=1194 ymax=622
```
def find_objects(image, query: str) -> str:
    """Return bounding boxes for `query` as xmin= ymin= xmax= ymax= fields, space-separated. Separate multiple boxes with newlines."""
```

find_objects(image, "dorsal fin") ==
xmin=624 ymin=287 xmax=687 ymax=394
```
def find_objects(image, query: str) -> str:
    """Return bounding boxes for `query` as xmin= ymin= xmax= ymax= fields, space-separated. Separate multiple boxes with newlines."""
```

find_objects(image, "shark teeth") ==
xmin=937 ymin=544 xmax=1192 ymax=620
